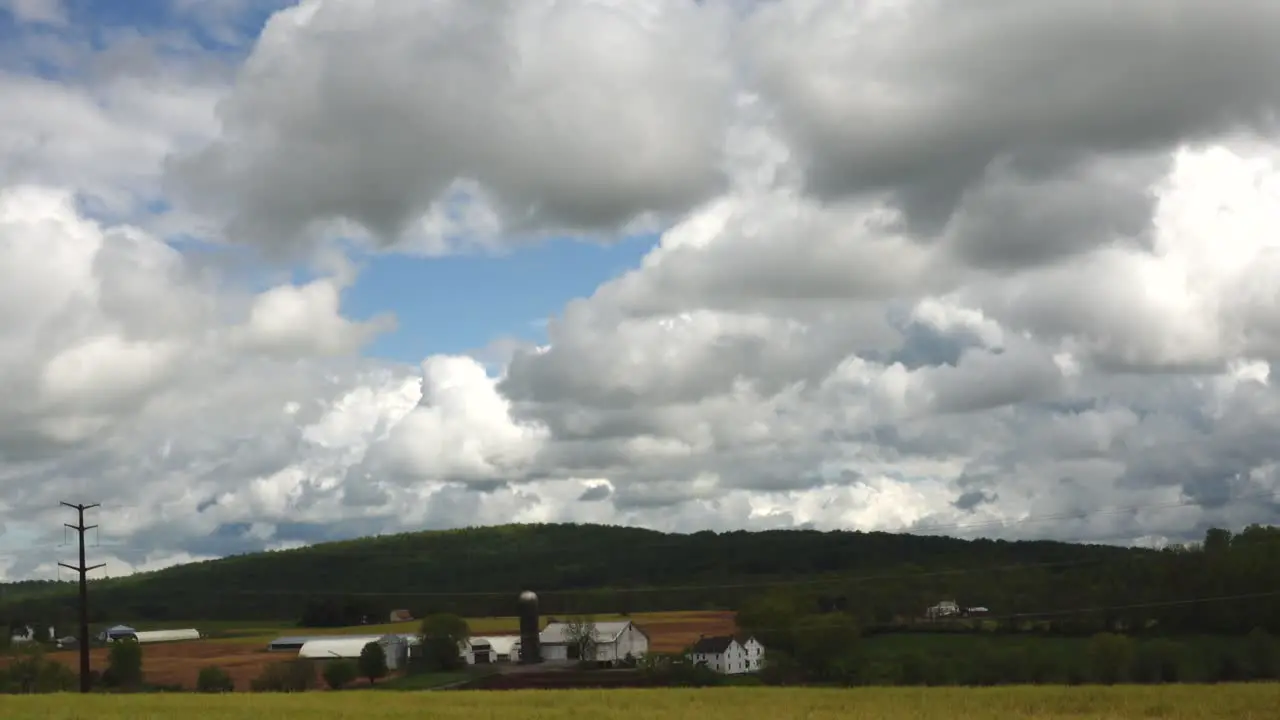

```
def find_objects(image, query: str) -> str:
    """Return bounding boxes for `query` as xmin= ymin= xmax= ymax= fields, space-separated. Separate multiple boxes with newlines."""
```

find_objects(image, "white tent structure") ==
xmin=99 ymin=625 xmax=137 ymax=642
xmin=298 ymin=634 xmax=408 ymax=670
xmin=135 ymin=629 xmax=201 ymax=644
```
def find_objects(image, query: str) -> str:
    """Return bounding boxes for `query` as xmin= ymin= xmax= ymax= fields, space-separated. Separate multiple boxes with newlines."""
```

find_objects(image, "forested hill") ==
xmin=0 ymin=523 xmax=1148 ymax=623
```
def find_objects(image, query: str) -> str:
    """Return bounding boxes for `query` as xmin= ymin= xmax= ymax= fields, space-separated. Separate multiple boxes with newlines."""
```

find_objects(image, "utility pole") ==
xmin=59 ymin=502 xmax=105 ymax=693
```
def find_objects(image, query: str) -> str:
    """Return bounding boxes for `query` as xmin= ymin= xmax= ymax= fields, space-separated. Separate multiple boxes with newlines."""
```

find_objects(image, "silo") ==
xmin=517 ymin=590 xmax=542 ymax=664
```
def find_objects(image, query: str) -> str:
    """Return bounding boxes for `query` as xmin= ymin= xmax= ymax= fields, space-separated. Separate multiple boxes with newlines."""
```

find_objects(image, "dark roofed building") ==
xmin=688 ymin=634 xmax=765 ymax=675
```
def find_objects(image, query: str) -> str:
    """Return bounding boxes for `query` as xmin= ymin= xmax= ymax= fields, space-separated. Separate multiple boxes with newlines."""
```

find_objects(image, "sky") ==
xmin=2 ymin=0 xmax=1280 ymax=581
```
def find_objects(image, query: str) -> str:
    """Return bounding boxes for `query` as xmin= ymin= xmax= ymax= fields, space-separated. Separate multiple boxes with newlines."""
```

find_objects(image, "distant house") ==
xmin=926 ymin=600 xmax=960 ymax=620
xmin=538 ymin=620 xmax=649 ymax=666
xmin=388 ymin=609 xmax=414 ymax=623
xmin=689 ymin=635 xmax=764 ymax=675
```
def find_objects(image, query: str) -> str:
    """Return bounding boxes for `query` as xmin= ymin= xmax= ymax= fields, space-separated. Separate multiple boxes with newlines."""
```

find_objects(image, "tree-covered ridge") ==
xmin=0 ymin=522 xmax=1145 ymax=623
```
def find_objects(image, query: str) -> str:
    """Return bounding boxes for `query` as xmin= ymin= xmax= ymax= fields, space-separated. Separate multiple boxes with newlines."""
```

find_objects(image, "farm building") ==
xmin=98 ymin=625 xmax=138 ymax=642
xmin=926 ymin=600 xmax=960 ymax=619
xmin=689 ymin=635 xmax=764 ymax=675
xmin=298 ymin=634 xmax=409 ymax=670
xmin=134 ymin=629 xmax=201 ymax=644
xmin=462 ymin=635 xmax=520 ymax=664
xmin=538 ymin=620 xmax=649 ymax=665
xmin=461 ymin=638 xmax=491 ymax=664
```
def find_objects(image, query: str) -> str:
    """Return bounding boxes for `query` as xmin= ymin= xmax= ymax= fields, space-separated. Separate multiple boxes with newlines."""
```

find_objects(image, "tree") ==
xmin=6 ymin=642 xmax=76 ymax=693
xmin=1246 ymin=627 xmax=1277 ymax=680
xmin=1088 ymin=632 xmax=1134 ymax=685
xmin=322 ymin=659 xmax=359 ymax=690
xmin=104 ymin=639 xmax=144 ymax=689
xmin=791 ymin=612 xmax=861 ymax=682
xmin=358 ymin=641 xmax=388 ymax=685
xmin=196 ymin=665 xmax=235 ymax=693
xmin=563 ymin=614 xmax=599 ymax=664
xmin=418 ymin=613 xmax=470 ymax=671
xmin=735 ymin=592 xmax=800 ymax=654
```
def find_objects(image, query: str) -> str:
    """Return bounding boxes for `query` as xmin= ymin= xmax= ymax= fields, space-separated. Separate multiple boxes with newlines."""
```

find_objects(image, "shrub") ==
xmin=323 ymin=660 xmax=359 ymax=690
xmin=1246 ymin=627 xmax=1277 ymax=680
xmin=1088 ymin=632 xmax=1134 ymax=685
xmin=104 ymin=639 xmax=144 ymax=690
xmin=359 ymin=642 xmax=389 ymax=685
xmin=250 ymin=659 xmax=316 ymax=693
xmin=196 ymin=665 xmax=235 ymax=693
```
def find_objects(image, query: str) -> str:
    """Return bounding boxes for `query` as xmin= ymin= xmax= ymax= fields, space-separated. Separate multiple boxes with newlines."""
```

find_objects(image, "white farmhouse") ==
xmin=539 ymin=620 xmax=649 ymax=666
xmin=689 ymin=635 xmax=765 ymax=675
xmin=925 ymin=600 xmax=960 ymax=620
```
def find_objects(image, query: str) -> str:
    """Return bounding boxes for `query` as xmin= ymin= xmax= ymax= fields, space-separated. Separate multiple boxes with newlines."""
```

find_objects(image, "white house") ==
xmin=298 ymin=634 xmax=409 ymax=670
xmin=926 ymin=600 xmax=960 ymax=620
xmin=689 ymin=635 xmax=765 ymax=675
xmin=539 ymin=620 xmax=649 ymax=665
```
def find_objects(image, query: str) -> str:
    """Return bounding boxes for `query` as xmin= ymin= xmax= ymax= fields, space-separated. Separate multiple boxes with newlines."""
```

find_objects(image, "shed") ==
xmin=477 ymin=635 xmax=520 ymax=661
xmin=539 ymin=620 xmax=649 ymax=665
xmin=135 ymin=628 xmax=201 ymax=644
xmin=99 ymin=625 xmax=137 ymax=642
xmin=298 ymin=634 xmax=408 ymax=670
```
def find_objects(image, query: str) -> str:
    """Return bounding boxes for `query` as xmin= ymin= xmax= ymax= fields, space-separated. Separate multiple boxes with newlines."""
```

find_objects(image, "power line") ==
xmin=58 ymin=502 xmax=104 ymax=694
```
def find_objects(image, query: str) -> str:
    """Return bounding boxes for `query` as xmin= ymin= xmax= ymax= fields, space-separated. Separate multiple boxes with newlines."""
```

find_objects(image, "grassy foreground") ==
xmin=2 ymin=685 xmax=1279 ymax=720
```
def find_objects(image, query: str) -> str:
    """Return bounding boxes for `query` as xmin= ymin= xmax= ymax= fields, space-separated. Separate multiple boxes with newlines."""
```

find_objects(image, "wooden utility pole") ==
xmin=59 ymin=502 xmax=105 ymax=693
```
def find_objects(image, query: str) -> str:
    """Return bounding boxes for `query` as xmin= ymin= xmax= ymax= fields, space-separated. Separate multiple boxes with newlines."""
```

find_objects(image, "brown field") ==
xmin=15 ymin=610 xmax=736 ymax=690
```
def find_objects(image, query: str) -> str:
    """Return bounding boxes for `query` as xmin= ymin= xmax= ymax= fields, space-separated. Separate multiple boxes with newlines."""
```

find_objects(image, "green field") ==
xmin=124 ymin=611 xmax=690 ymax=645
xmin=1 ymin=685 xmax=1278 ymax=719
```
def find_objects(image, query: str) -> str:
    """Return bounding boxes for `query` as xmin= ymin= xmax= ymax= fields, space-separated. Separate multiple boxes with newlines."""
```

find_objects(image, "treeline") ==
xmin=0 ymin=522 xmax=1138 ymax=624
xmin=731 ymin=526 xmax=1280 ymax=686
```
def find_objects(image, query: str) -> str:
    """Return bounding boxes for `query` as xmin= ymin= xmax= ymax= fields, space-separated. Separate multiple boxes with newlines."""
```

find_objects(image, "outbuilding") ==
xmin=134 ymin=628 xmax=201 ymax=644
xmin=538 ymin=620 xmax=649 ymax=666
xmin=298 ymin=634 xmax=408 ymax=670
xmin=99 ymin=625 xmax=138 ymax=642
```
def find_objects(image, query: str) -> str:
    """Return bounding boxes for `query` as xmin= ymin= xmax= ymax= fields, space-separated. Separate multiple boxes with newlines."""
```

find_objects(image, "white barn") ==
xmin=689 ymin=635 xmax=764 ymax=675
xmin=298 ymin=634 xmax=409 ymax=670
xmin=539 ymin=620 xmax=649 ymax=665
xmin=462 ymin=635 xmax=519 ymax=664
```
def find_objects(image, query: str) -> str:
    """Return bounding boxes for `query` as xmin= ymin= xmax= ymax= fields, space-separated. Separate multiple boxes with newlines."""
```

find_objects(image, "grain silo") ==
xmin=517 ymin=590 xmax=542 ymax=664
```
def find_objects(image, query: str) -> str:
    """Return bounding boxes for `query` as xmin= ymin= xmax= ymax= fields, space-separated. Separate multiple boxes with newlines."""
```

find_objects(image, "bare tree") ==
xmin=564 ymin=615 xmax=599 ymax=664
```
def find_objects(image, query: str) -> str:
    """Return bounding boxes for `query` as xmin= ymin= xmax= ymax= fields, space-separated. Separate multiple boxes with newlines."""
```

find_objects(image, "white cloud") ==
xmin=168 ymin=0 xmax=737 ymax=255
xmin=1 ymin=0 xmax=66 ymax=26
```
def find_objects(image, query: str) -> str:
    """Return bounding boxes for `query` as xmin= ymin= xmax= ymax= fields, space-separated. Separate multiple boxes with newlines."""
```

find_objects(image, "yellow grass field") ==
xmin=2 ymin=685 xmax=1279 ymax=720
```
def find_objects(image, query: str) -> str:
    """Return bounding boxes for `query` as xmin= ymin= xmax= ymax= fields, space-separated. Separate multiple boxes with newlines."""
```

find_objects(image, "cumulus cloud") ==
xmin=5 ymin=0 xmax=1280 ymax=581
xmin=168 ymin=0 xmax=736 ymax=255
